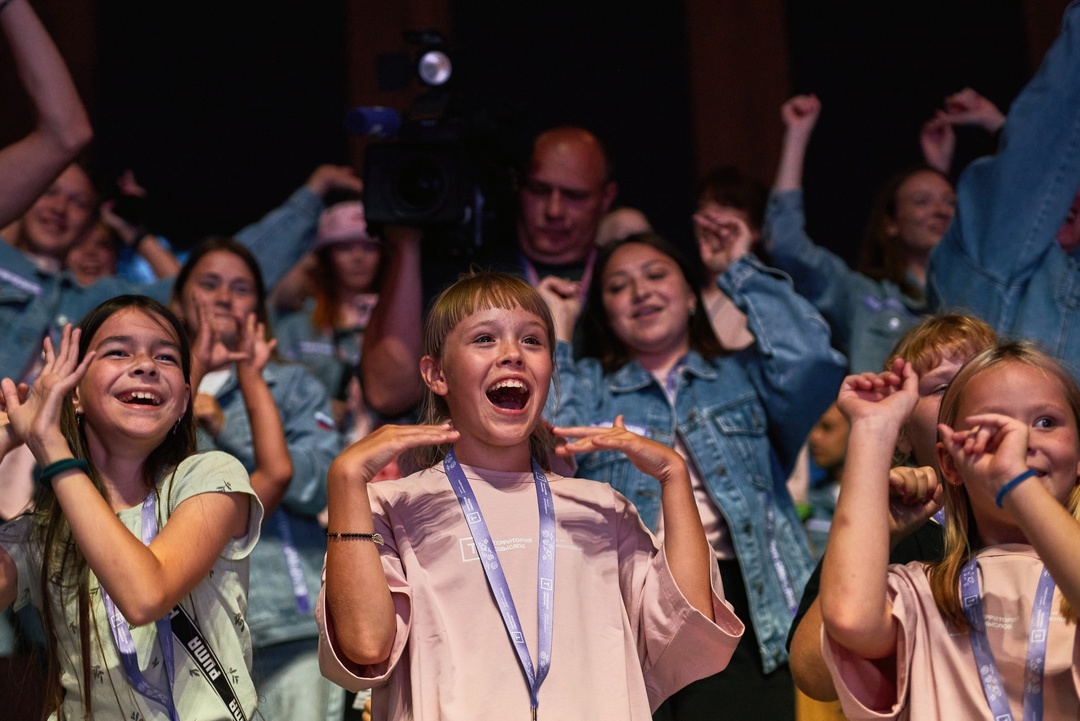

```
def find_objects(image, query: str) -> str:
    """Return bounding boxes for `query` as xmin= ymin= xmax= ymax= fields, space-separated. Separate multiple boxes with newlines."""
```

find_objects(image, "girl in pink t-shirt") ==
xmin=820 ymin=342 xmax=1080 ymax=719
xmin=318 ymin=271 xmax=743 ymax=720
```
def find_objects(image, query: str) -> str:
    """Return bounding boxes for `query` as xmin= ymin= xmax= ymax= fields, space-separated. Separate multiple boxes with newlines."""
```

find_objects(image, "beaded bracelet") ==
xmin=36 ymin=458 xmax=91 ymax=486
xmin=326 ymin=531 xmax=384 ymax=545
xmin=994 ymin=468 xmax=1038 ymax=508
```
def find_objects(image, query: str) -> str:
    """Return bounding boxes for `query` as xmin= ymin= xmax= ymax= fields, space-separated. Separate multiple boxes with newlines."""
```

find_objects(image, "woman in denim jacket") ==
xmin=928 ymin=1 xmax=1080 ymax=381
xmin=172 ymin=238 xmax=344 ymax=721
xmin=540 ymin=233 xmax=845 ymax=721
xmin=765 ymin=95 xmax=957 ymax=374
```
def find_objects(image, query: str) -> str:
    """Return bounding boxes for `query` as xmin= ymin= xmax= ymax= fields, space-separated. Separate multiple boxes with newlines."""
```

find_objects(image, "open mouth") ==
xmin=486 ymin=379 xmax=530 ymax=411
xmin=118 ymin=390 xmax=163 ymax=406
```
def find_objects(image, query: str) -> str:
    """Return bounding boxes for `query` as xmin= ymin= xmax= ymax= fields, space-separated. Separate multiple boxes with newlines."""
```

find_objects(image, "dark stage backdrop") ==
xmin=785 ymin=0 xmax=1031 ymax=264
xmin=83 ymin=1 xmax=1039 ymax=264
xmin=94 ymin=4 xmax=349 ymax=248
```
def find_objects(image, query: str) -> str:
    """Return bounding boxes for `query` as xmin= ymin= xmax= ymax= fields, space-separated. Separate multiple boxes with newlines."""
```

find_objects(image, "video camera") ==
xmin=351 ymin=31 xmax=513 ymax=254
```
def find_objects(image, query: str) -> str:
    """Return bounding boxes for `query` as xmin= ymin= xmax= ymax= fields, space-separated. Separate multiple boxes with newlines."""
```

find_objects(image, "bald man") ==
xmin=361 ymin=126 xmax=619 ymax=416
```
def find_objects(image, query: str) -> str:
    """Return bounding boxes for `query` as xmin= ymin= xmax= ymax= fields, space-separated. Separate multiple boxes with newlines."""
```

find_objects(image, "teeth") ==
xmin=488 ymin=379 xmax=526 ymax=392
xmin=122 ymin=391 xmax=161 ymax=405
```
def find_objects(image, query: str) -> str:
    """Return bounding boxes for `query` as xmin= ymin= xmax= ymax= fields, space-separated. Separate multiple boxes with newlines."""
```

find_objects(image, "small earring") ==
xmin=172 ymin=418 xmax=182 ymax=435
xmin=689 ymin=306 xmax=696 ymax=318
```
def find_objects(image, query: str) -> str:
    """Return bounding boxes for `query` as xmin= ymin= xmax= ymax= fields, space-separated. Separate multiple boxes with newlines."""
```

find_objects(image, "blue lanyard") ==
xmin=444 ymin=449 xmax=555 ymax=718
xmin=273 ymin=511 xmax=312 ymax=614
xmin=100 ymin=492 xmax=179 ymax=721
xmin=960 ymin=556 xmax=1056 ymax=721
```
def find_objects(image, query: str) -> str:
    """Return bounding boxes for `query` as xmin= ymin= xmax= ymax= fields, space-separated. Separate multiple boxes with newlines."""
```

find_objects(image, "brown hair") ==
xmin=578 ymin=233 xmax=724 ymax=374
xmin=887 ymin=314 xmax=997 ymax=466
xmin=34 ymin=295 xmax=196 ymax=719
xmin=857 ymin=166 xmax=953 ymax=300
xmin=407 ymin=270 xmax=557 ymax=471
xmin=927 ymin=342 xmax=1080 ymax=629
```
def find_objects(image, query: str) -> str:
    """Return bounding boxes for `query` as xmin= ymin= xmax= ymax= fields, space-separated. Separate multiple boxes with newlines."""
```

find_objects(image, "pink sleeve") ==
xmin=613 ymin=490 xmax=744 ymax=710
xmin=821 ymin=569 xmax=916 ymax=720
xmin=316 ymin=508 xmax=413 ymax=693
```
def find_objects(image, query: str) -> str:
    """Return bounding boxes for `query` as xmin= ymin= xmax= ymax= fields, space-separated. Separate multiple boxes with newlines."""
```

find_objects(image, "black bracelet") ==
xmin=326 ymin=531 xmax=384 ymax=545
xmin=35 ymin=458 xmax=91 ymax=486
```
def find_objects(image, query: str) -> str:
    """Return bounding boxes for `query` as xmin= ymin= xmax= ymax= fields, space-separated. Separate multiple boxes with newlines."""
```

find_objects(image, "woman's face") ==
xmin=329 ymin=240 xmax=381 ymax=295
xmin=178 ymin=250 xmax=259 ymax=348
xmin=600 ymin=242 xmax=695 ymax=363
xmin=886 ymin=170 xmax=956 ymax=257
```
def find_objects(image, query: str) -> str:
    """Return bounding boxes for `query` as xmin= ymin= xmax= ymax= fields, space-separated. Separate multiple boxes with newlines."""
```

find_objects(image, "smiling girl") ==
xmin=820 ymin=343 xmax=1080 ymax=718
xmin=318 ymin=271 xmax=743 ymax=720
xmin=0 ymin=295 xmax=263 ymax=720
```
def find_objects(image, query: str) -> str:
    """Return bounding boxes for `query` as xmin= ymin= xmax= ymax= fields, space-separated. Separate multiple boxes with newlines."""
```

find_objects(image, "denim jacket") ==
xmin=0 ymin=185 xmax=323 ymax=382
xmin=548 ymin=255 xmax=846 ymax=672
xmin=764 ymin=189 xmax=925 ymax=373
xmin=928 ymin=1 xmax=1080 ymax=380
xmin=196 ymin=361 xmax=342 ymax=648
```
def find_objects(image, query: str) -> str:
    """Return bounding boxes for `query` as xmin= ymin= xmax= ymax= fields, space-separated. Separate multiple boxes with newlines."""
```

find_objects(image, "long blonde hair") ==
xmin=406 ymin=270 xmax=557 ymax=471
xmin=927 ymin=342 xmax=1080 ymax=629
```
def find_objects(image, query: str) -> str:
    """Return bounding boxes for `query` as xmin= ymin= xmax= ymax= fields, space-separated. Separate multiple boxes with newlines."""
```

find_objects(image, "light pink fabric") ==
xmin=824 ymin=545 xmax=1080 ymax=720
xmin=318 ymin=463 xmax=743 ymax=721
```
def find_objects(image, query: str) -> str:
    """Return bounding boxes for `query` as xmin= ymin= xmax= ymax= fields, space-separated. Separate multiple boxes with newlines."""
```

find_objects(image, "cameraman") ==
xmin=360 ymin=125 xmax=617 ymax=416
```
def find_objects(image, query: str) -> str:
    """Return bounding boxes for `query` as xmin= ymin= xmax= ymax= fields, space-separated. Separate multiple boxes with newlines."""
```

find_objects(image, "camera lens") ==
xmin=395 ymin=154 xmax=447 ymax=212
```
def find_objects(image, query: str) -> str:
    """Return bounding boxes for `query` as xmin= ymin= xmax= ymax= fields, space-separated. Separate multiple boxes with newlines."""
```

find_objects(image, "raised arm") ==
xmin=0 ymin=327 xmax=249 ymax=626
xmin=359 ymin=226 xmax=424 ymax=415
xmin=234 ymin=164 xmax=362 ymax=291
xmin=235 ymin=313 xmax=292 ymax=515
xmin=774 ymin=94 xmax=819 ymax=192
xmin=0 ymin=0 xmax=92 ymax=228
xmin=324 ymin=423 xmax=458 ymax=665
xmin=719 ymin=254 xmax=847 ymax=471
xmin=820 ymin=360 xmax=917 ymax=659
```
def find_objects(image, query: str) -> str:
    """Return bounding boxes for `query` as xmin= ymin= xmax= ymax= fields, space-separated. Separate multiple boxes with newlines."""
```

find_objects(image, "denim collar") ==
xmin=606 ymin=350 xmax=717 ymax=394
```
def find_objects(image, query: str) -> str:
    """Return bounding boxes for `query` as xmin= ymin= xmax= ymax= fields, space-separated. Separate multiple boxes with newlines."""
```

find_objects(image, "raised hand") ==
xmin=886 ymin=465 xmax=942 ymax=544
xmin=694 ymin=205 xmax=755 ymax=276
xmin=552 ymin=415 xmax=687 ymax=487
xmin=781 ymin=94 xmax=821 ymax=138
xmin=189 ymin=300 xmax=247 ymax=382
xmin=919 ymin=112 xmax=956 ymax=174
xmin=535 ymin=275 xmax=582 ymax=343
xmin=305 ymin=164 xmax=363 ymax=199
xmin=938 ymin=412 xmax=1029 ymax=498
xmin=332 ymin=423 xmax=460 ymax=486
xmin=941 ymin=88 xmax=1006 ymax=133
xmin=236 ymin=312 xmax=275 ymax=375
xmin=0 ymin=325 xmax=92 ymax=461
xmin=836 ymin=357 xmax=918 ymax=427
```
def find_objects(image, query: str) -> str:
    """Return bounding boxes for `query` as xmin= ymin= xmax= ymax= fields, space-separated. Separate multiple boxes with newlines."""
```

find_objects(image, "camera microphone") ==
xmin=343 ymin=106 xmax=403 ymax=139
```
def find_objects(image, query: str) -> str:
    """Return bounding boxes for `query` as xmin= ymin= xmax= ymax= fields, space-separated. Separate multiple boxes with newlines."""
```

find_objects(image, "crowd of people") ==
xmin=2 ymin=0 xmax=1080 ymax=719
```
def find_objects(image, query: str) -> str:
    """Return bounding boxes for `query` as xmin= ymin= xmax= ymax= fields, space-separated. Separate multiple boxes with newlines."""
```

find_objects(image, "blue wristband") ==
xmin=994 ymin=468 xmax=1038 ymax=508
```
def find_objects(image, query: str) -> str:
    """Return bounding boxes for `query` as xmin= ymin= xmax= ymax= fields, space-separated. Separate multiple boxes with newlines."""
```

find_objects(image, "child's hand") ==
xmin=938 ymin=412 xmax=1030 ymax=497
xmin=0 ymin=325 xmax=92 ymax=460
xmin=552 ymin=415 xmax=688 ymax=487
xmin=887 ymin=465 xmax=942 ymax=545
xmin=836 ymin=358 xmax=918 ymax=426
xmin=332 ymin=423 xmax=460 ymax=485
